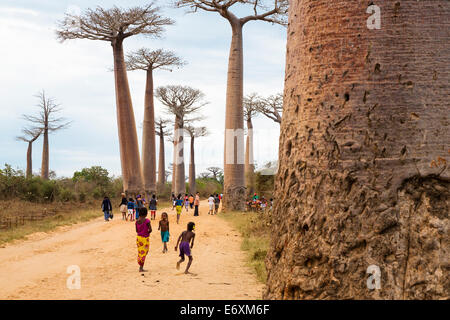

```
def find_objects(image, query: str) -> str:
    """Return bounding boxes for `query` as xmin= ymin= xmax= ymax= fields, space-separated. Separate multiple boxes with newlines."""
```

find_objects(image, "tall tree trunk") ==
xmin=171 ymin=138 xmax=176 ymax=194
xmin=223 ymin=20 xmax=245 ymax=211
xmin=245 ymin=119 xmax=255 ymax=197
xmin=265 ymin=0 xmax=450 ymax=300
xmin=174 ymin=117 xmax=185 ymax=195
xmin=157 ymin=129 xmax=166 ymax=189
xmin=189 ymin=135 xmax=196 ymax=195
xmin=142 ymin=68 xmax=157 ymax=197
xmin=40 ymin=128 xmax=49 ymax=180
xmin=26 ymin=141 xmax=32 ymax=179
xmin=112 ymin=39 xmax=144 ymax=195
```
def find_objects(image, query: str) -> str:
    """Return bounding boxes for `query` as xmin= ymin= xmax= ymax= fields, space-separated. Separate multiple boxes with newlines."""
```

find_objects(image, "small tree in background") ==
xmin=155 ymin=85 xmax=208 ymax=195
xmin=185 ymin=125 xmax=208 ymax=194
xmin=16 ymin=127 xmax=42 ymax=179
xmin=155 ymin=117 xmax=173 ymax=190
xmin=22 ymin=91 xmax=71 ymax=180
xmin=256 ymin=93 xmax=283 ymax=124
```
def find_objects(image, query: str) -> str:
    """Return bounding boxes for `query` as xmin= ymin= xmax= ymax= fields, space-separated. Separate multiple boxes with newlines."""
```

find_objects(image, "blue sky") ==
xmin=0 ymin=1 xmax=286 ymax=179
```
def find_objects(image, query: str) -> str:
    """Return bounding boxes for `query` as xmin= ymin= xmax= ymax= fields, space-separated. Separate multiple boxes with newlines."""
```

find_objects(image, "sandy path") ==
xmin=0 ymin=201 xmax=263 ymax=300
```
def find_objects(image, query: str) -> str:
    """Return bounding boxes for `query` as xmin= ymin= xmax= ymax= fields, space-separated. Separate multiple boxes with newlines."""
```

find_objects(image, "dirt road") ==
xmin=0 ymin=201 xmax=263 ymax=300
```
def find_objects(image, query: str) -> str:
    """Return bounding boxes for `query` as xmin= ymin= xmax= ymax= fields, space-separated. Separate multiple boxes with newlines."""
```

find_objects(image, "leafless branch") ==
xmin=56 ymin=4 xmax=174 ymax=45
xmin=155 ymin=85 xmax=209 ymax=126
xmin=126 ymin=48 xmax=186 ymax=72
xmin=256 ymin=92 xmax=283 ymax=123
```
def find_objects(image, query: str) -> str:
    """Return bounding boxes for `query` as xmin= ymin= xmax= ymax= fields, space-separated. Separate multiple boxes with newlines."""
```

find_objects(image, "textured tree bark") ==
xmin=189 ymin=135 xmax=196 ymax=195
xmin=157 ymin=129 xmax=166 ymax=188
xmin=112 ymin=39 xmax=144 ymax=194
xmin=142 ymin=69 xmax=157 ymax=197
xmin=174 ymin=118 xmax=185 ymax=196
xmin=26 ymin=141 xmax=32 ymax=179
xmin=245 ymin=119 xmax=255 ymax=197
xmin=223 ymin=20 xmax=245 ymax=211
xmin=265 ymin=0 xmax=450 ymax=300
xmin=40 ymin=128 xmax=49 ymax=180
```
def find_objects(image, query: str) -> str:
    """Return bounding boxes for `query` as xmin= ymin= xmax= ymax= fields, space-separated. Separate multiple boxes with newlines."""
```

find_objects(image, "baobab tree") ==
xmin=243 ymin=93 xmax=260 ymax=196
xmin=22 ymin=91 xmax=70 ymax=180
xmin=16 ymin=127 xmax=42 ymax=179
xmin=206 ymin=167 xmax=223 ymax=182
xmin=155 ymin=85 xmax=208 ymax=195
xmin=185 ymin=125 xmax=208 ymax=194
xmin=56 ymin=5 xmax=173 ymax=194
xmin=257 ymin=93 xmax=283 ymax=124
xmin=175 ymin=0 xmax=288 ymax=211
xmin=155 ymin=117 xmax=172 ymax=190
xmin=126 ymin=49 xmax=185 ymax=198
xmin=265 ymin=1 xmax=450 ymax=300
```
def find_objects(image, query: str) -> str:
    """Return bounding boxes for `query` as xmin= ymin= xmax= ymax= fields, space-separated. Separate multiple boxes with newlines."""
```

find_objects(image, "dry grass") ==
xmin=219 ymin=211 xmax=270 ymax=284
xmin=0 ymin=208 xmax=100 ymax=245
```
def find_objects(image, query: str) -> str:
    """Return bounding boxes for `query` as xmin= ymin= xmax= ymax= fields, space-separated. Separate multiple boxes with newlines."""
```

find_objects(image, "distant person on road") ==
xmin=214 ymin=194 xmax=220 ymax=214
xmin=119 ymin=193 xmax=127 ymax=220
xmin=172 ymin=193 xmax=176 ymax=210
xmin=158 ymin=212 xmax=170 ymax=253
xmin=194 ymin=192 xmax=200 ymax=216
xmin=127 ymin=198 xmax=135 ymax=221
xmin=184 ymin=193 xmax=189 ymax=212
xmin=175 ymin=222 xmax=196 ymax=274
xmin=101 ymin=196 xmax=112 ymax=222
xmin=149 ymin=194 xmax=157 ymax=220
xmin=175 ymin=194 xmax=184 ymax=224
xmin=189 ymin=194 xmax=194 ymax=209
xmin=207 ymin=194 xmax=215 ymax=215
xmin=135 ymin=208 xmax=151 ymax=272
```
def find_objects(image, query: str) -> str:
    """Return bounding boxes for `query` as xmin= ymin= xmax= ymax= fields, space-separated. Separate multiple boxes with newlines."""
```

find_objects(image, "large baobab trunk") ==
xmin=40 ymin=128 xmax=49 ymax=180
xmin=223 ymin=20 xmax=245 ymax=211
xmin=245 ymin=119 xmax=255 ymax=197
xmin=189 ymin=135 xmax=196 ymax=195
xmin=174 ymin=118 xmax=186 ymax=195
xmin=265 ymin=0 xmax=450 ymax=300
xmin=142 ymin=69 xmax=157 ymax=197
xmin=112 ymin=39 xmax=144 ymax=195
xmin=171 ymin=139 xmax=176 ymax=194
xmin=26 ymin=141 xmax=33 ymax=179
xmin=157 ymin=131 xmax=166 ymax=187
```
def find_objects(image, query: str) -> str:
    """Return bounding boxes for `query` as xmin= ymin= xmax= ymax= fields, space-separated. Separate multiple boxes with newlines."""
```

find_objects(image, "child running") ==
xmin=175 ymin=222 xmax=196 ymax=274
xmin=127 ymin=198 xmax=135 ymax=221
xmin=175 ymin=194 xmax=184 ymax=224
xmin=135 ymin=208 xmax=152 ymax=272
xmin=149 ymin=194 xmax=157 ymax=220
xmin=158 ymin=212 xmax=170 ymax=253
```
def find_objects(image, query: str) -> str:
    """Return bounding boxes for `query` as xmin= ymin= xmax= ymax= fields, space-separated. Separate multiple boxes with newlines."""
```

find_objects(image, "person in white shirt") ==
xmin=208 ymin=194 xmax=215 ymax=215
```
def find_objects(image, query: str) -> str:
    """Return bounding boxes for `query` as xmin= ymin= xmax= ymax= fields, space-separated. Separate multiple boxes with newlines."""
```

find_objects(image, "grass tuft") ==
xmin=219 ymin=211 xmax=270 ymax=284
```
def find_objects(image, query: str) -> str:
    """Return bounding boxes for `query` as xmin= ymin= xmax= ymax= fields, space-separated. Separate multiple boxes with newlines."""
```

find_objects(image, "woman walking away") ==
xmin=172 ymin=193 xmax=176 ymax=210
xmin=119 ymin=193 xmax=127 ymax=220
xmin=184 ymin=194 xmax=189 ymax=212
xmin=136 ymin=208 xmax=151 ymax=272
xmin=158 ymin=212 xmax=170 ymax=253
xmin=214 ymin=194 xmax=220 ymax=214
xmin=127 ymin=198 xmax=135 ymax=221
xmin=175 ymin=194 xmax=184 ymax=224
xmin=149 ymin=194 xmax=157 ymax=220
xmin=102 ymin=196 xmax=112 ymax=221
xmin=207 ymin=194 xmax=215 ymax=215
xmin=194 ymin=192 xmax=200 ymax=216
xmin=189 ymin=194 xmax=194 ymax=209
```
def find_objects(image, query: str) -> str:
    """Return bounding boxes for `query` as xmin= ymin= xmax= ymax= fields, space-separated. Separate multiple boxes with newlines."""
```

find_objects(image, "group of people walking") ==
xmin=100 ymin=191 xmax=223 ymax=275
